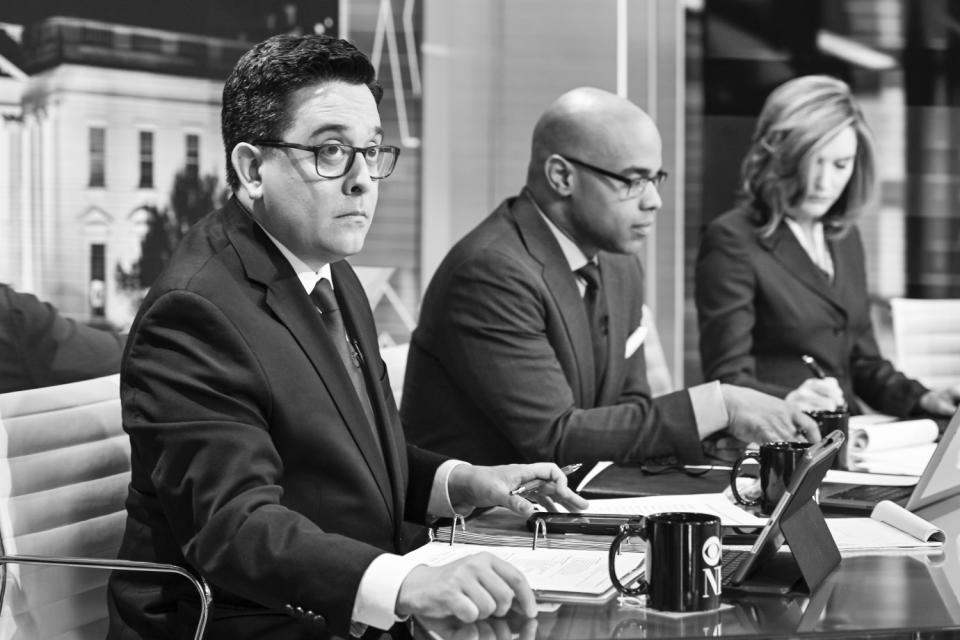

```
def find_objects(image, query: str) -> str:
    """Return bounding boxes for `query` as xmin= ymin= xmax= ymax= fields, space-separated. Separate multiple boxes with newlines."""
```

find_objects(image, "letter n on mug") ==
xmin=701 ymin=534 xmax=722 ymax=599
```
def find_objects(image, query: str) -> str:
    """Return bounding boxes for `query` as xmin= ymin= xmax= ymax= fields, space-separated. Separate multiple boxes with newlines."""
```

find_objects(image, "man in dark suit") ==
xmin=402 ymin=87 xmax=818 ymax=467
xmin=0 ymin=283 xmax=123 ymax=393
xmin=107 ymin=34 xmax=586 ymax=640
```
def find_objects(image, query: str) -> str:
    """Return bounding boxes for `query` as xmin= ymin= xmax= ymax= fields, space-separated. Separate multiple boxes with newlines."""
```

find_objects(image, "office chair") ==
xmin=0 ymin=374 xmax=211 ymax=639
xmin=890 ymin=297 xmax=960 ymax=390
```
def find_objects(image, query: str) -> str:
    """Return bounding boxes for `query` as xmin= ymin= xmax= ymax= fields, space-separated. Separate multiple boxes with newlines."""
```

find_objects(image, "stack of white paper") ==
xmin=846 ymin=417 xmax=938 ymax=475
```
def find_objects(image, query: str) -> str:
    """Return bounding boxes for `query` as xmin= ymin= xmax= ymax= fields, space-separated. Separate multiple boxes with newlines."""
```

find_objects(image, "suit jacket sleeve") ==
xmin=434 ymin=251 xmax=702 ymax=465
xmin=0 ymin=284 xmax=124 ymax=393
xmin=844 ymin=233 xmax=927 ymax=416
xmin=695 ymin=219 xmax=792 ymax=398
xmin=123 ymin=290 xmax=436 ymax=636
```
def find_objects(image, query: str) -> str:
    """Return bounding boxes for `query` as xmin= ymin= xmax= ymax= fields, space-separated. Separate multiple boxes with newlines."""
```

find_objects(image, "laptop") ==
xmin=721 ymin=430 xmax=844 ymax=596
xmin=819 ymin=407 xmax=960 ymax=512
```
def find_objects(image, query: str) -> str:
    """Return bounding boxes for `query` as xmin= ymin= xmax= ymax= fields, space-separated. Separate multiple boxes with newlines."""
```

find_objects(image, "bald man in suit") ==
xmin=402 ymin=87 xmax=818 ymax=468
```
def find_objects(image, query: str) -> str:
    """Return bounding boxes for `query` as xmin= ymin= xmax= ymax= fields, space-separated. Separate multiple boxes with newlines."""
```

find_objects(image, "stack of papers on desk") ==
xmin=404 ymin=543 xmax=643 ymax=604
xmin=846 ymin=416 xmax=938 ymax=476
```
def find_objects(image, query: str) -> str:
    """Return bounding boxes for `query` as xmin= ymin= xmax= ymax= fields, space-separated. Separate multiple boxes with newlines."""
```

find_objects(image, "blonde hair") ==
xmin=738 ymin=75 xmax=876 ymax=238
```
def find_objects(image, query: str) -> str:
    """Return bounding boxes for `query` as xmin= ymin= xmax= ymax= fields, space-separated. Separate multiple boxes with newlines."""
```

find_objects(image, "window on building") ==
xmin=139 ymin=130 xmax=154 ymax=188
xmin=89 ymin=127 xmax=105 ymax=187
xmin=185 ymin=133 xmax=200 ymax=179
xmin=89 ymin=243 xmax=106 ymax=317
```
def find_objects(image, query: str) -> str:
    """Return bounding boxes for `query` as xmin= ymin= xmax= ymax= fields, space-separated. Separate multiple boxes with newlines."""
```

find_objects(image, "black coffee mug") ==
xmin=608 ymin=512 xmax=722 ymax=612
xmin=730 ymin=441 xmax=812 ymax=515
xmin=805 ymin=409 xmax=850 ymax=469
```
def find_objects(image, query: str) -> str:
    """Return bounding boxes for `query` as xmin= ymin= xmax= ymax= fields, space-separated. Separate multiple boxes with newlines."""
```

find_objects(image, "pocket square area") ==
xmin=624 ymin=326 xmax=648 ymax=359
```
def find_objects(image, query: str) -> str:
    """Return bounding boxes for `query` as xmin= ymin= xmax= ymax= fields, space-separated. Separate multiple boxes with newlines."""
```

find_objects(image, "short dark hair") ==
xmin=739 ymin=75 xmax=875 ymax=239
xmin=221 ymin=34 xmax=383 ymax=191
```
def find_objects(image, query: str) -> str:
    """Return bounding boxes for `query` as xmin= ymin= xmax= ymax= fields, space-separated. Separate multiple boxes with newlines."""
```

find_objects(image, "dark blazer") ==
xmin=0 ymin=283 xmax=123 ymax=392
xmin=401 ymin=192 xmax=702 ymax=467
xmin=695 ymin=205 xmax=926 ymax=418
xmin=108 ymin=197 xmax=445 ymax=640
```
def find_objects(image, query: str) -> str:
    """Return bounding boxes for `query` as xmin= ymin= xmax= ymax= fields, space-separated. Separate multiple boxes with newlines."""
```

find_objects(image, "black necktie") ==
xmin=577 ymin=262 xmax=608 ymax=396
xmin=310 ymin=278 xmax=379 ymax=442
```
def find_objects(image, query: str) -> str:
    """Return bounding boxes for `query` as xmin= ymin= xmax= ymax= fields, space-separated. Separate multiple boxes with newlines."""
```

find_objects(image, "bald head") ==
xmin=525 ymin=87 xmax=665 ymax=257
xmin=527 ymin=87 xmax=660 ymax=188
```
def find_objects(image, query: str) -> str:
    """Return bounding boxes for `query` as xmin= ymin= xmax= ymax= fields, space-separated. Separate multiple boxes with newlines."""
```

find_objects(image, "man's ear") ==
xmin=544 ymin=154 xmax=574 ymax=196
xmin=232 ymin=143 xmax=264 ymax=200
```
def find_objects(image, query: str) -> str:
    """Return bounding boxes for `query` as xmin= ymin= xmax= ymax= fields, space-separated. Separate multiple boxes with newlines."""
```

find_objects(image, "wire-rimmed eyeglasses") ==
xmin=561 ymin=155 xmax=668 ymax=198
xmin=253 ymin=140 xmax=401 ymax=180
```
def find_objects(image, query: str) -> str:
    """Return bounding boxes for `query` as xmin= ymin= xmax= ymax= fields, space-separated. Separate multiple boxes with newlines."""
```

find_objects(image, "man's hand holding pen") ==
xmin=447 ymin=462 xmax=589 ymax=517
xmin=396 ymin=463 xmax=589 ymax=624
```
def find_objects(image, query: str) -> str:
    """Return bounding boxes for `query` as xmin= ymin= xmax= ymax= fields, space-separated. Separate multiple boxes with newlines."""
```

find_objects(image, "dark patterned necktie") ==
xmin=576 ymin=262 xmax=608 ymax=396
xmin=310 ymin=278 xmax=379 ymax=441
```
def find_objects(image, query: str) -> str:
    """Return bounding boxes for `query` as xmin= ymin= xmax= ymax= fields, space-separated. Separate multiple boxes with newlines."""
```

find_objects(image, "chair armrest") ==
xmin=0 ymin=554 xmax=211 ymax=640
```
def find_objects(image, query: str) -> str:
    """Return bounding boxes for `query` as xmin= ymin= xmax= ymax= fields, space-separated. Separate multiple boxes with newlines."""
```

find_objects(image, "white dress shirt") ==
xmin=785 ymin=217 xmax=834 ymax=281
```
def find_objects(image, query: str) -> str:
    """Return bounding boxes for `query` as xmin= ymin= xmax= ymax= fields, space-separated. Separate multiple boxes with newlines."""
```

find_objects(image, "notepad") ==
xmin=825 ymin=500 xmax=945 ymax=552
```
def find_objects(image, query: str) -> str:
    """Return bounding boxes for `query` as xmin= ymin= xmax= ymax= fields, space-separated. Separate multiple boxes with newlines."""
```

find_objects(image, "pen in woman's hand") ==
xmin=800 ymin=354 xmax=847 ymax=412
xmin=801 ymin=354 xmax=827 ymax=379
xmin=510 ymin=463 xmax=582 ymax=497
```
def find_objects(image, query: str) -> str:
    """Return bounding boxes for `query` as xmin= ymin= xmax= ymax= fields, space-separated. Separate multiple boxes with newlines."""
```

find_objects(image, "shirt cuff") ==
xmin=428 ymin=459 xmax=470 ymax=518
xmin=351 ymin=552 xmax=421 ymax=631
xmin=688 ymin=381 xmax=730 ymax=440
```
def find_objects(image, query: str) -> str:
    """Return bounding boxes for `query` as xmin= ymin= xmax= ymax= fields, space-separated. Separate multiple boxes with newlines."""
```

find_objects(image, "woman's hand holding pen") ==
xmin=788 ymin=354 xmax=846 ymax=412
xmin=786 ymin=377 xmax=845 ymax=412
xmin=447 ymin=462 xmax=589 ymax=517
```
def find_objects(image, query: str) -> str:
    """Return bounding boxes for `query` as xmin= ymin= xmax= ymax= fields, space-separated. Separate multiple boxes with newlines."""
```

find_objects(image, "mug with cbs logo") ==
xmin=608 ymin=512 xmax=722 ymax=612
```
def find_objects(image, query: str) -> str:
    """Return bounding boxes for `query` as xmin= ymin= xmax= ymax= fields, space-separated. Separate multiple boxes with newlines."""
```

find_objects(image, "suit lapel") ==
xmin=333 ymin=261 xmax=405 ymax=522
xmin=760 ymin=223 xmax=848 ymax=316
xmin=827 ymin=234 xmax=857 ymax=310
xmin=511 ymin=194 xmax=597 ymax=405
xmin=223 ymin=200 xmax=395 ymax=518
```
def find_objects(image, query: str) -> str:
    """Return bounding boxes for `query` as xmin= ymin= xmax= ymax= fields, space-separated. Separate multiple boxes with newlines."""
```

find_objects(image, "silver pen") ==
xmin=510 ymin=463 xmax=582 ymax=497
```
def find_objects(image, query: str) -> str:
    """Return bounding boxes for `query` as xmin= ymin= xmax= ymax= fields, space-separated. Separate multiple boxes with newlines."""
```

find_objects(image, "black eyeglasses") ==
xmin=561 ymin=155 xmax=668 ymax=198
xmin=253 ymin=140 xmax=401 ymax=180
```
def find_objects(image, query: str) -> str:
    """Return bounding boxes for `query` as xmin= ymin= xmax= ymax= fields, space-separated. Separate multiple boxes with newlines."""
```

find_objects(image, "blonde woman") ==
xmin=695 ymin=75 xmax=959 ymax=418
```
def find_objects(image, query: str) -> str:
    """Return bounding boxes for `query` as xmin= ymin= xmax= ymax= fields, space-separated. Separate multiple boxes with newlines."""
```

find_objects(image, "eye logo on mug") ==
xmin=702 ymin=535 xmax=721 ymax=565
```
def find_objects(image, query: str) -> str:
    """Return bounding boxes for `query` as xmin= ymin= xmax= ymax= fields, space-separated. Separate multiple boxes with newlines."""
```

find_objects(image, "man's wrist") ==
xmin=427 ymin=459 xmax=471 ymax=518
xmin=445 ymin=462 xmax=476 ymax=514
xmin=351 ymin=553 xmax=420 ymax=631
xmin=689 ymin=381 xmax=729 ymax=440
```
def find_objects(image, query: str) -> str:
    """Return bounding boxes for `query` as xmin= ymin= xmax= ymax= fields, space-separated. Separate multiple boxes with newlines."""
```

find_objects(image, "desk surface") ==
xmin=414 ymin=479 xmax=960 ymax=640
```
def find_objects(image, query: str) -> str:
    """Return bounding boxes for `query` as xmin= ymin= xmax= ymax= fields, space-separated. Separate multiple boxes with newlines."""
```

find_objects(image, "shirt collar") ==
xmin=784 ymin=217 xmax=834 ymax=278
xmin=257 ymin=222 xmax=332 ymax=294
xmin=524 ymin=190 xmax=592 ymax=272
